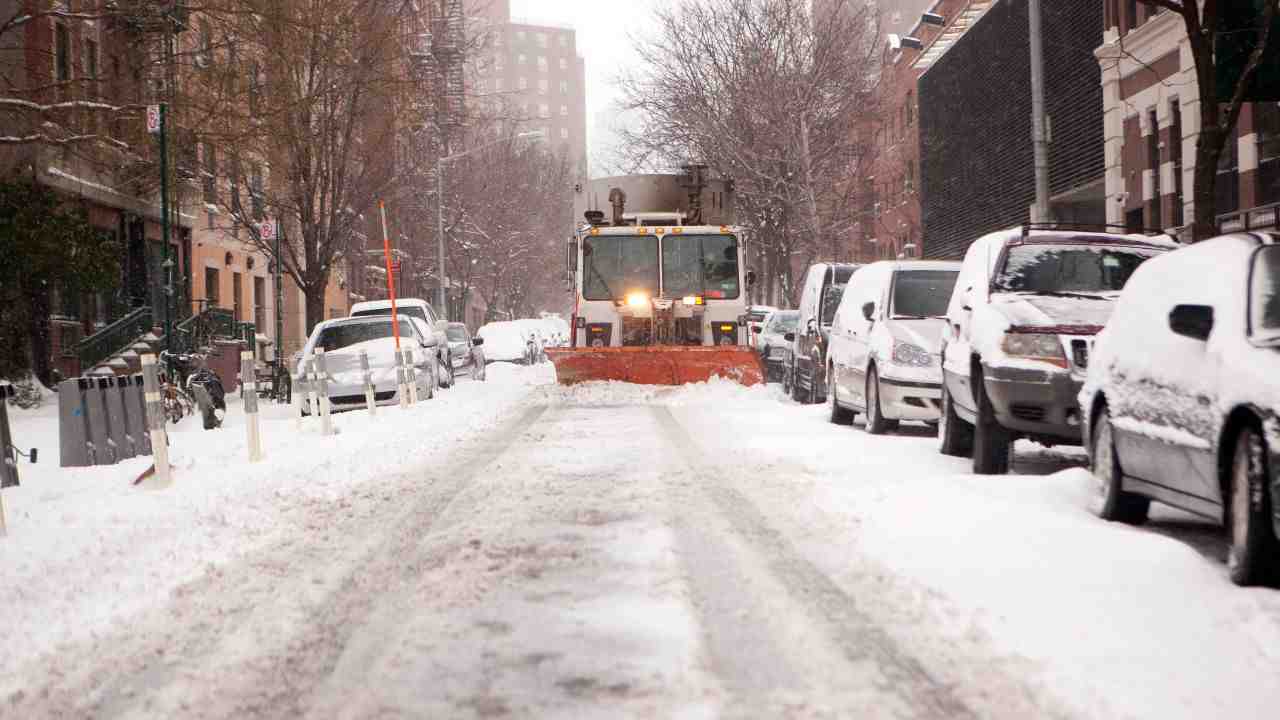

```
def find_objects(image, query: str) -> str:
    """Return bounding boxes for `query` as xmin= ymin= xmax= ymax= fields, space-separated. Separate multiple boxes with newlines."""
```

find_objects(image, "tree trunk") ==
xmin=304 ymin=283 xmax=327 ymax=337
xmin=1191 ymin=123 xmax=1224 ymax=242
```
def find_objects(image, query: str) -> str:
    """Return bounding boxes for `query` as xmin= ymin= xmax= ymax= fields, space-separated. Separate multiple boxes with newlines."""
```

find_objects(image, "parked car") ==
xmin=746 ymin=305 xmax=777 ymax=337
xmin=938 ymin=227 xmax=1175 ymax=474
xmin=350 ymin=298 xmax=454 ymax=389
xmin=755 ymin=309 xmax=798 ymax=382
xmin=477 ymin=320 xmax=543 ymax=365
xmin=784 ymin=263 xmax=859 ymax=403
xmin=1081 ymin=232 xmax=1280 ymax=586
xmin=446 ymin=322 xmax=486 ymax=381
xmin=827 ymin=261 xmax=961 ymax=432
xmin=295 ymin=316 xmax=438 ymax=411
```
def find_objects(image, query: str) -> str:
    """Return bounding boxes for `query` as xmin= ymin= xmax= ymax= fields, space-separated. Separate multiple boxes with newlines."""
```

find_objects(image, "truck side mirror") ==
xmin=807 ymin=318 xmax=818 ymax=334
xmin=861 ymin=302 xmax=875 ymax=321
xmin=784 ymin=332 xmax=796 ymax=342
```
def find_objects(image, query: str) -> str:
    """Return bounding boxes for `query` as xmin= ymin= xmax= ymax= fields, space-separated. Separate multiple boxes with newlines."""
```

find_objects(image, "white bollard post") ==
xmin=292 ymin=368 xmax=306 ymax=429
xmin=315 ymin=348 xmax=333 ymax=435
xmin=140 ymin=354 xmax=171 ymax=486
xmin=306 ymin=355 xmax=320 ymax=417
xmin=395 ymin=347 xmax=409 ymax=409
xmin=241 ymin=351 xmax=263 ymax=462
xmin=405 ymin=348 xmax=419 ymax=405
xmin=360 ymin=349 xmax=376 ymax=415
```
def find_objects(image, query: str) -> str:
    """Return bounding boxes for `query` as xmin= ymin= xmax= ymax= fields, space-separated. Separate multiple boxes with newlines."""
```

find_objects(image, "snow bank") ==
xmin=0 ymin=362 xmax=556 ymax=678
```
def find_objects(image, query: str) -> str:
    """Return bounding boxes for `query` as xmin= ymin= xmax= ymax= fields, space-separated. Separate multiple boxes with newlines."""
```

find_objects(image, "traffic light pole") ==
xmin=158 ymin=103 xmax=172 ymax=352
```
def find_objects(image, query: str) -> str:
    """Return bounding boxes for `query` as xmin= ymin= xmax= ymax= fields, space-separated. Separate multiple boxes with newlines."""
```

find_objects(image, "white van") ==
xmin=350 ymin=298 xmax=455 ymax=388
xmin=826 ymin=261 xmax=961 ymax=432
xmin=784 ymin=263 xmax=859 ymax=403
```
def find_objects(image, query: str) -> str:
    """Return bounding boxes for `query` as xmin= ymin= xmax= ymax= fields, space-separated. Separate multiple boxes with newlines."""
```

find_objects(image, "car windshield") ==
xmin=583 ymin=235 xmax=659 ymax=300
xmin=446 ymin=326 xmax=468 ymax=342
xmin=768 ymin=311 xmax=798 ymax=333
xmin=316 ymin=319 xmax=415 ymax=352
xmin=993 ymin=243 xmax=1163 ymax=294
xmin=661 ymin=234 xmax=740 ymax=299
xmin=352 ymin=305 xmax=432 ymax=325
xmin=891 ymin=270 xmax=959 ymax=318
xmin=1252 ymin=245 xmax=1280 ymax=342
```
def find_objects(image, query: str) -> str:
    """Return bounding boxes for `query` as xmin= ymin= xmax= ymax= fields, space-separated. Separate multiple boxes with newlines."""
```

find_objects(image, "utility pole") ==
xmin=158 ymin=102 xmax=172 ymax=351
xmin=1028 ymin=0 xmax=1052 ymax=223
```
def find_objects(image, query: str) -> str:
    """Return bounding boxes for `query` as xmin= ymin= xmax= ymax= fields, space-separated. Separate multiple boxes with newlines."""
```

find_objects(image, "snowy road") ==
xmin=4 ymin=369 xmax=1279 ymax=718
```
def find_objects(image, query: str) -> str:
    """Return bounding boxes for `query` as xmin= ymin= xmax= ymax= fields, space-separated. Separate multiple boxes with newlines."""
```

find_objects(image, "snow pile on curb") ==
xmin=0 ymin=362 xmax=555 ymax=675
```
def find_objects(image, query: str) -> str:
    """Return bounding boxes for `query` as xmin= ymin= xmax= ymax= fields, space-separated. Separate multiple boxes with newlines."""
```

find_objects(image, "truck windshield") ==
xmin=662 ymin=234 xmax=740 ymax=299
xmin=993 ymin=243 xmax=1163 ymax=294
xmin=583 ymin=235 xmax=659 ymax=300
xmin=892 ymin=270 xmax=959 ymax=318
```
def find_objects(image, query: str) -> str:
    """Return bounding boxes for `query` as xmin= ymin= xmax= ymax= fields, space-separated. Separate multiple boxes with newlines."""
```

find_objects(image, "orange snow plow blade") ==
xmin=546 ymin=346 xmax=765 ymax=386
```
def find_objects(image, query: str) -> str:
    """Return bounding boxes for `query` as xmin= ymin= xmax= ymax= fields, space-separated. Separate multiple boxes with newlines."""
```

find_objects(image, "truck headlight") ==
xmin=625 ymin=292 xmax=650 ymax=308
xmin=1001 ymin=332 xmax=1068 ymax=368
xmin=891 ymin=342 xmax=933 ymax=367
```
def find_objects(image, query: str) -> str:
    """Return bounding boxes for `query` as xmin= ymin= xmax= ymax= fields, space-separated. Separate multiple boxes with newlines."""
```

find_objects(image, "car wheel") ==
xmin=864 ymin=365 xmax=898 ymax=435
xmin=1227 ymin=425 xmax=1280 ymax=586
xmin=441 ymin=354 xmax=455 ymax=388
xmin=809 ymin=355 xmax=825 ymax=404
xmin=938 ymin=381 xmax=974 ymax=457
xmin=972 ymin=367 xmax=1012 ymax=474
xmin=423 ymin=363 xmax=435 ymax=400
xmin=790 ymin=360 xmax=807 ymax=403
xmin=827 ymin=366 xmax=854 ymax=425
xmin=1090 ymin=407 xmax=1149 ymax=524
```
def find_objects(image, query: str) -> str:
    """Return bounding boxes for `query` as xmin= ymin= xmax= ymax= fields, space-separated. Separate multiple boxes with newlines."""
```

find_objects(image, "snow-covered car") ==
xmin=477 ymin=320 xmax=542 ymax=365
xmin=937 ymin=227 xmax=1175 ymax=474
xmin=785 ymin=263 xmax=859 ymax=403
xmin=446 ymin=322 xmax=486 ymax=380
xmin=1081 ymin=232 xmax=1280 ymax=586
xmin=827 ymin=261 xmax=960 ymax=432
xmin=755 ymin=309 xmax=797 ymax=383
xmin=350 ymin=298 xmax=454 ymax=388
xmin=295 ymin=316 xmax=438 ymax=411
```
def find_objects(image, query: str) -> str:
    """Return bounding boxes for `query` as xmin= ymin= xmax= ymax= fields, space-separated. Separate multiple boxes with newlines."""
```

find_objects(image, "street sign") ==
xmin=259 ymin=220 xmax=276 ymax=241
xmin=146 ymin=104 xmax=162 ymax=134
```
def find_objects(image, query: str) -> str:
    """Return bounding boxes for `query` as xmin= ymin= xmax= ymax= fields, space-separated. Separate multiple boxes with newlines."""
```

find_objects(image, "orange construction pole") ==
xmin=379 ymin=201 xmax=401 ymax=350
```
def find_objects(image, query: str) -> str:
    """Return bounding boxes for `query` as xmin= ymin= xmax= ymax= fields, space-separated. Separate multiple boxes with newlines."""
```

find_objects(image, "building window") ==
xmin=84 ymin=38 xmax=98 ymax=80
xmin=233 ymin=272 xmax=243 ymax=321
xmin=1170 ymin=100 xmax=1184 ymax=226
xmin=253 ymin=276 xmax=266 ymax=327
xmin=1217 ymin=124 xmax=1240 ymax=215
xmin=518 ymin=76 xmax=527 ymax=90
xmin=229 ymin=154 xmax=243 ymax=216
xmin=537 ymin=56 xmax=547 ymax=72
xmin=1125 ymin=0 xmax=1138 ymax=32
xmin=560 ymin=127 xmax=569 ymax=140
xmin=1148 ymin=109 xmax=1161 ymax=202
xmin=517 ymin=53 xmax=527 ymax=66
xmin=205 ymin=267 xmax=221 ymax=306
xmin=560 ymin=104 xmax=568 ymax=116
xmin=197 ymin=20 xmax=212 ymax=68
xmin=516 ymin=30 xmax=526 ymax=42
xmin=54 ymin=24 xmax=71 ymax=82
xmin=559 ymin=80 xmax=569 ymax=93
xmin=559 ymin=34 xmax=569 ymax=48
xmin=495 ymin=77 xmax=504 ymax=91
xmin=1256 ymin=102 xmax=1280 ymax=204
xmin=250 ymin=164 xmax=264 ymax=220
xmin=538 ymin=78 xmax=548 ymax=93
xmin=537 ymin=32 xmax=548 ymax=48
xmin=202 ymin=143 xmax=217 ymax=204
xmin=538 ymin=103 xmax=549 ymax=118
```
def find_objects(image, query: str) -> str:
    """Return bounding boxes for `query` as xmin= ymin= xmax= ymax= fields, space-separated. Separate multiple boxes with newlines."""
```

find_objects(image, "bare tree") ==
xmin=617 ymin=0 xmax=879 ymax=306
xmin=1138 ymin=0 xmax=1276 ymax=241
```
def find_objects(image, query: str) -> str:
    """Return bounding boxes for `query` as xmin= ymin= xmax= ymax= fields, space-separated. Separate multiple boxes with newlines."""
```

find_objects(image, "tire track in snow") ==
xmin=654 ymin=405 xmax=977 ymax=720
xmin=10 ymin=403 xmax=549 ymax=720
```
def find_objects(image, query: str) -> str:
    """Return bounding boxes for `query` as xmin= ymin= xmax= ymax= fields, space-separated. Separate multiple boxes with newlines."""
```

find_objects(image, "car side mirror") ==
xmin=471 ymin=337 xmax=484 ymax=347
xmin=1169 ymin=304 xmax=1214 ymax=341
xmin=861 ymin=302 xmax=875 ymax=322
xmin=746 ymin=270 xmax=757 ymax=287
xmin=750 ymin=325 xmax=762 ymax=334
xmin=784 ymin=332 xmax=796 ymax=343
xmin=807 ymin=318 xmax=818 ymax=333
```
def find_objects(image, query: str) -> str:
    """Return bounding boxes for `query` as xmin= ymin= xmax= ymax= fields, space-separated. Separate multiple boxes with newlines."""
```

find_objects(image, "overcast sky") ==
xmin=509 ymin=0 xmax=664 ymax=175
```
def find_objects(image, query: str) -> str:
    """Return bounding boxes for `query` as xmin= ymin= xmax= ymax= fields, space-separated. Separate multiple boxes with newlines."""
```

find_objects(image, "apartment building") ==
xmin=1095 ymin=2 xmax=1280 ymax=235
xmin=474 ymin=0 xmax=588 ymax=180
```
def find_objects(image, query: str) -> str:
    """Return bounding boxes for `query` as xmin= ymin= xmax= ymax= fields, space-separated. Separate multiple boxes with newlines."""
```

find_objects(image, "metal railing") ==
xmin=1217 ymin=201 xmax=1280 ymax=234
xmin=72 ymin=306 xmax=154 ymax=370
xmin=172 ymin=306 xmax=256 ymax=356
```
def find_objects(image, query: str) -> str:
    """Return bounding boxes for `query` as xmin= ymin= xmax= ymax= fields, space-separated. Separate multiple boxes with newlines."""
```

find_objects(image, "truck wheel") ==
xmin=1090 ymin=407 xmax=1149 ymax=524
xmin=938 ymin=382 xmax=974 ymax=457
xmin=864 ymin=366 xmax=898 ymax=435
xmin=827 ymin=368 xmax=854 ymax=425
xmin=1227 ymin=425 xmax=1280 ymax=586
xmin=972 ymin=368 xmax=1011 ymax=474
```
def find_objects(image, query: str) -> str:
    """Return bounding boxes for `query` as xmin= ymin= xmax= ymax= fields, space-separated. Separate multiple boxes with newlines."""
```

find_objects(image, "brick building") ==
xmin=473 ymin=0 xmax=588 ymax=181
xmin=1095 ymin=2 xmax=1280 ymax=235
xmin=917 ymin=0 xmax=1106 ymax=259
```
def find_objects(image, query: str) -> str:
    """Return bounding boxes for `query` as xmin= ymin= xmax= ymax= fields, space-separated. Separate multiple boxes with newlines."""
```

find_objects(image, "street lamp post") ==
xmin=436 ymin=131 xmax=543 ymax=321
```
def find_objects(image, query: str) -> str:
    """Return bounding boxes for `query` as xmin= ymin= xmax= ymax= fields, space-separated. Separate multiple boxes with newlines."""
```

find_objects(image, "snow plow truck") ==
xmin=548 ymin=165 xmax=765 ymax=386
